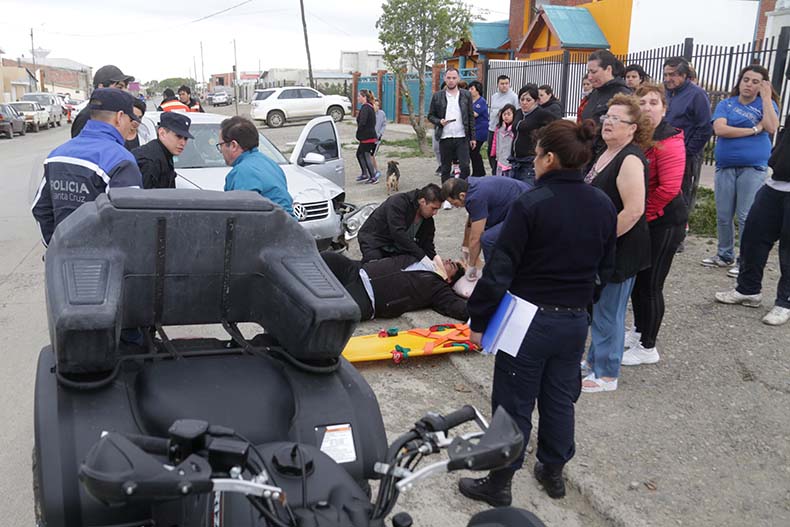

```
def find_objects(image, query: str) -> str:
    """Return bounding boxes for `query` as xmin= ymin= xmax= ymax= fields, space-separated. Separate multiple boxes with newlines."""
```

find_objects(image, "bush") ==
xmin=688 ymin=187 xmax=717 ymax=238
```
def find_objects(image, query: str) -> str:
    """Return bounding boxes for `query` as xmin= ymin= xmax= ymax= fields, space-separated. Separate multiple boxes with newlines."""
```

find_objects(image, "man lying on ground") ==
xmin=321 ymin=252 xmax=468 ymax=321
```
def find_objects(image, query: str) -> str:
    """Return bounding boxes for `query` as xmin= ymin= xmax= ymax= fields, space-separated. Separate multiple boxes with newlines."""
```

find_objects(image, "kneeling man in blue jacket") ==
xmin=218 ymin=116 xmax=294 ymax=217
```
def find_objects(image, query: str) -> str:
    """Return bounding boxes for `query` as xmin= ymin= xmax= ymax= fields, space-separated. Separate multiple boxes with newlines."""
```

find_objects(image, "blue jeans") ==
xmin=587 ymin=277 xmax=636 ymax=379
xmin=510 ymin=156 xmax=536 ymax=186
xmin=714 ymin=166 xmax=767 ymax=262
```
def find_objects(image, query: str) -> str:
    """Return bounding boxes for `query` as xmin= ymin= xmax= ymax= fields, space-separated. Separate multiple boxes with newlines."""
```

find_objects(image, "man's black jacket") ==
xmin=358 ymin=189 xmax=436 ymax=262
xmin=427 ymin=88 xmax=475 ymax=141
xmin=365 ymin=255 xmax=467 ymax=320
xmin=132 ymin=139 xmax=176 ymax=189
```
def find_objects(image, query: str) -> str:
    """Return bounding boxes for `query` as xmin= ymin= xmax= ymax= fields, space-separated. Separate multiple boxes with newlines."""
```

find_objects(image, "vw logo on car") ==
xmin=292 ymin=202 xmax=308 ymax=221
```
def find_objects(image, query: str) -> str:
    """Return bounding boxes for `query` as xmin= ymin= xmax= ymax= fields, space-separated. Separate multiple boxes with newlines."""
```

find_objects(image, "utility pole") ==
xmin=200 ymin=41 xmax=206 ymax=92
xmin=30 ymin=28 xmax=38 ymax=91
xmin=193 ymin=55 xmax=198 ymax=90
xmin=299 ymin=0 xmax=315 ymax=89
xmin=233 ymin=39 xmax=239 ymax=116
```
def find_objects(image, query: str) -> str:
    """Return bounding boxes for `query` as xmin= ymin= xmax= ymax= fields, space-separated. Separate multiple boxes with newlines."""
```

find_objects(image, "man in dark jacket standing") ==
xmin=428 ymin=68 xmax=475 ymax=182
xmin=321 ymin=252 xmax=468 ymax=321
xmin=581 ymin=49 xmax=631 ymax=156
xmin=358 ymin=184 xmax=442 ymax=263
xmin=664 ymin=56 xmax=713 ymax=217
xmin=132 ymin=112 xmax=193 ymax=189
xmin=71 ymin=65 xmax=135 ymax=138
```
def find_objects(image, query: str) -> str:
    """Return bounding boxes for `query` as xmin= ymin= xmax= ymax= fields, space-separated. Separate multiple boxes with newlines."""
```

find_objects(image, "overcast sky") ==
xmin=0 ymin=0 xmax=763 ymax=83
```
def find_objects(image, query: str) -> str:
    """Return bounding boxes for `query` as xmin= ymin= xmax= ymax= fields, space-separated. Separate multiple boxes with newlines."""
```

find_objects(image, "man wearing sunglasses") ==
xmin=132 ymin=112 xmax=193 ymax=189
xmin=71 ymin=65 xmax=135 ymax=138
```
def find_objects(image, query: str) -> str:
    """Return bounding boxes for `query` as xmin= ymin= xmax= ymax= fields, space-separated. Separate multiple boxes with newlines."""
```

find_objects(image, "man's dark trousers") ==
xmin=737 ymin=185 xmax=790 ymax=309
xmin=487 ymin=130 xmax=497 ymax=173
xmin=440 ymin=137 xmax=471 ymax=183
xmin=682 ymin=151 xmax=704 ymax=216
xmin=491 ymin=309 xmax=588 ymax=469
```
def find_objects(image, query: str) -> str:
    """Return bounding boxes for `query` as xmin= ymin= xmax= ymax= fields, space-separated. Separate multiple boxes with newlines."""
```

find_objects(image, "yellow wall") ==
xmin=582 ymin=0 xmax=632 ymax=55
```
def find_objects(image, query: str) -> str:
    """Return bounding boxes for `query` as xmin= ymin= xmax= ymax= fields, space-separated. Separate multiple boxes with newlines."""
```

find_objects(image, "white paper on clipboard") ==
xmin=497 ymin=295 xmax=539 ymax=357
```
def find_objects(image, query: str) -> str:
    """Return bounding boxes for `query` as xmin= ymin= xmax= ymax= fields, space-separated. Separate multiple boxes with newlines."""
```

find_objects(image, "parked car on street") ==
xmin=136 ymin=112 xmax=349 ymax=249
xmin=7 ymin=101 xmax=50 ymax=132
xmin=210 ymin=91 xmax=231 ymax=106
xmin=21 ymin=92 xmax=64 ymax=128
xmin=250 ymin=86 xmax=352 ymax=128
xmin=0 ymin=103 xmax=27 ymax=138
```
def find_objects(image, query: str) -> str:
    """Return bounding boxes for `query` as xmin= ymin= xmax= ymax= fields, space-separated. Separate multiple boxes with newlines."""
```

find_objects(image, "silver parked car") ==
xmin=137 ymin=112 xmax=349 ymax=249
xmin=21 ymin=92 xmax=64 ymax=128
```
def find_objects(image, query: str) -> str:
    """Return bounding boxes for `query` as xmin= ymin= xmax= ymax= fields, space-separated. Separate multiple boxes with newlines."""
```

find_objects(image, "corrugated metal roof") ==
xmin=470 ymin=20 xmax=510 ymax=50
xmin=543 ymin=5 xmax=609 ymax=49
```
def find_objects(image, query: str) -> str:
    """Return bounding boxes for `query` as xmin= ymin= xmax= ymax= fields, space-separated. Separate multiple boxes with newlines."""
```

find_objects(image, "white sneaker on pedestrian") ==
xmin=701 ymin=255 xmax=735 ymax=268
xmin=727 ymin=265 xmax=739 ymax=278
xmin=442 ymin=200 xmax=452 ymax=210
xmin=621 ymin=343 xmax=660 ymax=366
xmin=762 ymin=306 xmax=790 ymax=326
xmin=714 ymin=289 xmax=762 ymax=307
xmin=624 ymin=328 xmax=641 ymax=349
xmin=581 ymin=373 xmax=618 ymax=393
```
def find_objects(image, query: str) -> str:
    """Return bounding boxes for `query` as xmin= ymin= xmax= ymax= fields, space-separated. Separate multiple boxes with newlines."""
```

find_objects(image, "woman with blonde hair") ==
xmin=582 ymin=94 xmax=652 ymax=393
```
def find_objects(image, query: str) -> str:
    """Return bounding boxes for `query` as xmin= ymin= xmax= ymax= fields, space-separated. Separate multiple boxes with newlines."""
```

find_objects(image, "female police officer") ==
xmin=459 ymin=120 xmax=618 ymax=504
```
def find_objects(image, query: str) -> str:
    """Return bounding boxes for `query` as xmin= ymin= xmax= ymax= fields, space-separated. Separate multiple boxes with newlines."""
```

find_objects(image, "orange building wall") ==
xmin=582 ymin=0 xmax=632 ymax=55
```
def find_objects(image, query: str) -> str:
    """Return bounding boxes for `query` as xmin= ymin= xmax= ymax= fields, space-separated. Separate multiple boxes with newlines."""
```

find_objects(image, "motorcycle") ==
xmin=32 ymin=188 xmax=542 ymax=527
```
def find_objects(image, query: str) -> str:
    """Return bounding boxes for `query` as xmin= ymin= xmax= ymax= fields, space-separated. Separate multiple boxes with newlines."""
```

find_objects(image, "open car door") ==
xmin=290 ymin=116 xmax=345 ymax=190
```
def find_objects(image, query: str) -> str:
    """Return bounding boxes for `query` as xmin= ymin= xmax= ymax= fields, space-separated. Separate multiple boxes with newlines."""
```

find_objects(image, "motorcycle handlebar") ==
xmin=122 ymin=433 xmax=171 ymax=457
xmin=437 ymin=405 xmax=478 ymax=432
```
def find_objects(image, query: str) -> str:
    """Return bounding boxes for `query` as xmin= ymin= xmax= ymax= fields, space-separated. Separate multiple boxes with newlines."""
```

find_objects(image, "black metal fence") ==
xmin=485 ymin=28 xmax=790 ymax=164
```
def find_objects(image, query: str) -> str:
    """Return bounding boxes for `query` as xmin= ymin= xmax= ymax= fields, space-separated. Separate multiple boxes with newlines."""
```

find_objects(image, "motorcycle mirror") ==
xmin=79 ymin=433 xmax=213 ymax=506
xmin=445 ymin=407 xmax=524 ymax=472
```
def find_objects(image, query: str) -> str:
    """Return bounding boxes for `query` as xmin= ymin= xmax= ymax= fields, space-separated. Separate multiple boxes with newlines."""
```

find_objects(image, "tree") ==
xmin=377 ymin=0 xmax=475 ymax=154
xmin=158 ymin=77 xmax=196 ymax=93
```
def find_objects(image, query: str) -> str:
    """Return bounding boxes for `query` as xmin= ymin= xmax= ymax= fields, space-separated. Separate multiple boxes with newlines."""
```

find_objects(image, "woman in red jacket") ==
xmin=623 ymin=84 xmax=688 ymax=366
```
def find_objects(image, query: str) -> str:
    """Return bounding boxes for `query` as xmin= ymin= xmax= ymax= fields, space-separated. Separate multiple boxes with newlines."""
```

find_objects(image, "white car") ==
xmin=22 ymin=92 xmax=64 ymax=128
xmin=137 ymin=112 xmax=348 ymax=249
xmin=250 ymin=86 xmax=352 ymax=128
xmin=211 ymin=92 xmax=231 ymax=106
xmin=8 ymin=101 xmax=50 ymax=133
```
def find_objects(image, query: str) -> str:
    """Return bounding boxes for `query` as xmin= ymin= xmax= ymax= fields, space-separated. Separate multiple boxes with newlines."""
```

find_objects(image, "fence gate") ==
xmin=382 ymin=73 xmax=397 ymax=121
xmin=357 ymin=75 xmax=377 ymax=108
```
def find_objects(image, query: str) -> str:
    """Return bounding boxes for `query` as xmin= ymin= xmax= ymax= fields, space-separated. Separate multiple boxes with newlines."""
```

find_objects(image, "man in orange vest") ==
xmin=157 ymin=88 xmax=190 ymax=112
xmin=178 ymin=85 xmax=204 ymax=112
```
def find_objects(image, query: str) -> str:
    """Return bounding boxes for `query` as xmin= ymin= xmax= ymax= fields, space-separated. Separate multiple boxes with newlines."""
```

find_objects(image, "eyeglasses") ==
xmin=600 ymin=114 xmax=634 ymax=125
xmin=216 ymin=141 xmax=230 ymax=152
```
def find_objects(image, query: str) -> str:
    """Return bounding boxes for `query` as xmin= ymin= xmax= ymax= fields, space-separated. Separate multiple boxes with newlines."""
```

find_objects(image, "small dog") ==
xmin=385 ymin=160 xmax=400 ymax=195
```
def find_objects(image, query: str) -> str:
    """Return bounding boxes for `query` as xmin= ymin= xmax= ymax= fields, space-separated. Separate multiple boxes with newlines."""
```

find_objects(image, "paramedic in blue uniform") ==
xmin=458 ymin=119 xmax=617 ymax=505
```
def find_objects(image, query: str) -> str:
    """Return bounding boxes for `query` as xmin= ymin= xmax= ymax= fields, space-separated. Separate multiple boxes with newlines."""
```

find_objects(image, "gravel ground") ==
xmin=221 ymin=107 xmax=790 ymax=526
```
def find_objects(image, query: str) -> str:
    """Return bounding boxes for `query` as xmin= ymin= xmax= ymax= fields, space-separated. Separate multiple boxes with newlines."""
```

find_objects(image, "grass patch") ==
xmin=688 ymin=187 xmax=716 ymax=238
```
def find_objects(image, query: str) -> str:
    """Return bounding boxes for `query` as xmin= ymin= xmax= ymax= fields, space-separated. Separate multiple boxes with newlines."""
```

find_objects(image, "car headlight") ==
xmin=343 ymin=202 xmax=377 ymax=235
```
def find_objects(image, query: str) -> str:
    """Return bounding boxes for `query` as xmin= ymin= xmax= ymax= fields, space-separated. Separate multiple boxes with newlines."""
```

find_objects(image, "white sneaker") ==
xmin=622 ymin=343 xmax=660 ymax=366
xmin=442 ymin=200 xmax=452 ymax=210
xmin=762 ymin=306 xmax=790 ymax=326
xmin=714 ymin=289 xmax=762 ymax=307
xmin=624 ymin=328 xmax=641 ymax=349
xmin=581 ymin=373 xmax=618 ymax=393
xmin=727 ymin=265 xmax=739 ymax=278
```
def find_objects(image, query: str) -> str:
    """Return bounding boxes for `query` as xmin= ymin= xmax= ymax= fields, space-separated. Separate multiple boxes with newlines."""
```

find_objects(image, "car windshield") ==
xmin=254 ymin=90 xmax=274 ymax=101
xmin=0 ymin=105 xmax=13 ymax=117
xmin=174 ymin=122 xmax=288 ymax=169
xmin=11 ymin=102 xmax=36 ymax=111
xmin=22 ymin=94 xmax=50 ymax=105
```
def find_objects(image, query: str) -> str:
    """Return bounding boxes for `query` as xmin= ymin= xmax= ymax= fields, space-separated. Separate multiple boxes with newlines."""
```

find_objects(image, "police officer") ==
xmin=157 ymin=88 xmax=190 ymax=112
xmin=458 ymin=119 xmax=617 ymax=505
xmin=177 ymin=85 xmax=204 ymax=112
xmin=132 ymin=112 xmax=194 ymax=189
xmin=33 ymin=88 xmax=143 ymax=246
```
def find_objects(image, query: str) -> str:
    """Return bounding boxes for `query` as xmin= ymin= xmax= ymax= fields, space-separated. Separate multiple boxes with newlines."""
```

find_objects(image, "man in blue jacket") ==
xmin=664 ymin=57 xmax=713 ymax=219
xmin=218 ymin=116 xmax=293 ymax=217
xmin=32 ymin=88 xmax=143 ymax=246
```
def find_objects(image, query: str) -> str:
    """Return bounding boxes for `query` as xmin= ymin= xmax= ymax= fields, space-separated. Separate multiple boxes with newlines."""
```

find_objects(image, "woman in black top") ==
xmin=582 ymin=94 xmax=652 ymax=393
xmin=355 ymin=90 xmax=378 ymax=183
xmin=537 ymin=84 xmax=563 ymax=119
xmin=458 ymin=120 xmax=617 ymax=505
xmin=511 ymin=85 xmax=557 ymax=185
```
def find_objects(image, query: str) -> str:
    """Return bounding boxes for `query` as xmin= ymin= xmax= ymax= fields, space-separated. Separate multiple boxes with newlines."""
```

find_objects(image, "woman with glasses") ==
xmin=622 ymin=84 xmax=688 ymax=367
xmin=702 ymin=65 xmax=780 ymax=277
xmin=582 ymin=94 xmax=652 ymax=393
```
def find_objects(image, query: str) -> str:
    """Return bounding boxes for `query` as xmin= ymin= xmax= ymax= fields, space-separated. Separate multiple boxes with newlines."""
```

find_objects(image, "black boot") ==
xmin=458 ymin=468 xmax=515 ymax=507
xmin=533 ymin=461 xmax=565 ymax=499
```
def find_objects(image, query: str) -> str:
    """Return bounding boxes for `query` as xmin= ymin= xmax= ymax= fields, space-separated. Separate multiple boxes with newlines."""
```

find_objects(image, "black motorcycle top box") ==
xmin=44 ymin=188 xmax=360 ymax=373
